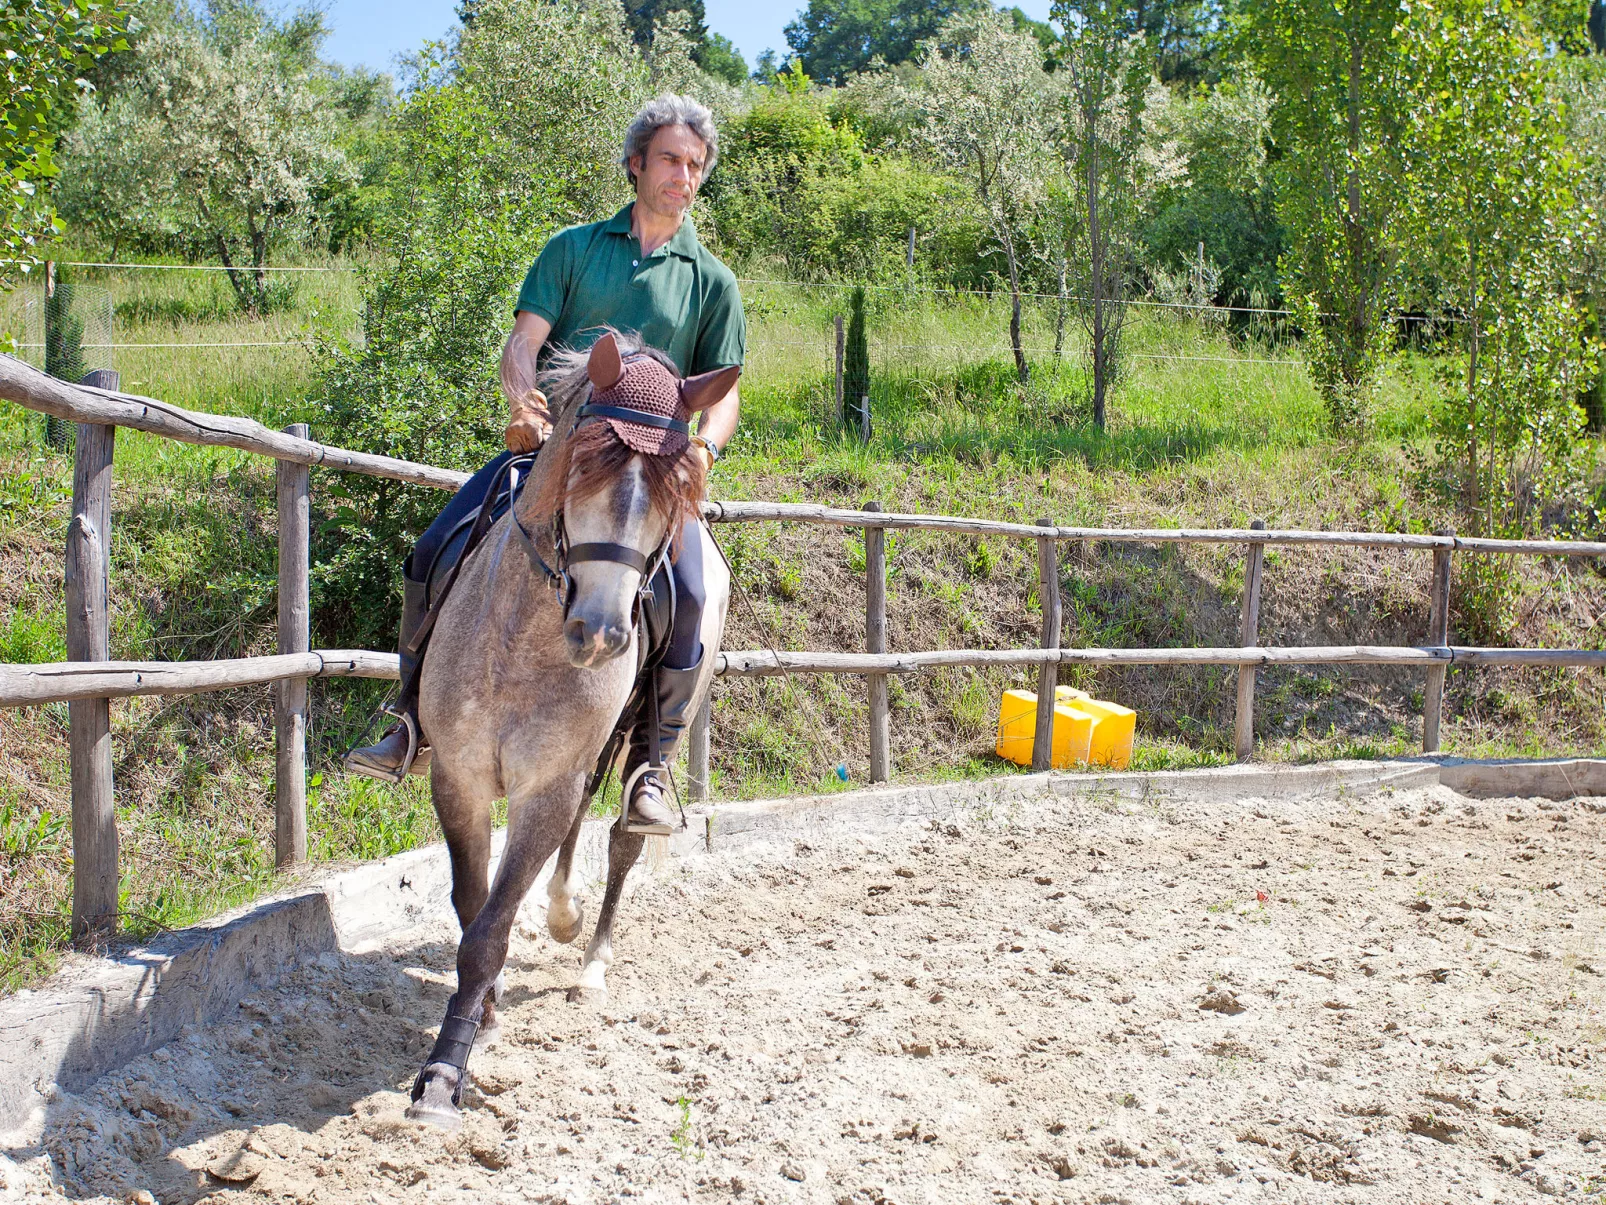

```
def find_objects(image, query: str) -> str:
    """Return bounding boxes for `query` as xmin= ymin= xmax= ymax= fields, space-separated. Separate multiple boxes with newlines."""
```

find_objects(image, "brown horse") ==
xmin=405 ymin=332 xmax=734 ymax=1129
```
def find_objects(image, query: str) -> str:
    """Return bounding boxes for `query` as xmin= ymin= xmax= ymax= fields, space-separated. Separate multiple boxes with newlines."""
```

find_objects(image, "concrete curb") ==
xmin=3 ymin=755 xmax=1599 ymax=1134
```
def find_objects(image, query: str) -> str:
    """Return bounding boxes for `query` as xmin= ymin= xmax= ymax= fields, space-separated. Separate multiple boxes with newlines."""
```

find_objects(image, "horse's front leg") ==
xmin=569 ymin=819 xmax=646 ymax=1003
xmin=544 ymin=801 xmax=588 ymax=945
xmin=408 ymin=770 xmax=585 ymax=1130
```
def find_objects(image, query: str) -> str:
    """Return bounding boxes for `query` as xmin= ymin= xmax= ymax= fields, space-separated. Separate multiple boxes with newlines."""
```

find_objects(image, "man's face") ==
xmin=630 ymin=123 xmax=707 ymax=221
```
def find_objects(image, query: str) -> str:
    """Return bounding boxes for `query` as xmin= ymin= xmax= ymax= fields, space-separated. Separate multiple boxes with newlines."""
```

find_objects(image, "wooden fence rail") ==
xmin=10 ymin=643 xmax=1606 ymax=709
xmin=4 ymin=355 xmax=1605 ymax=938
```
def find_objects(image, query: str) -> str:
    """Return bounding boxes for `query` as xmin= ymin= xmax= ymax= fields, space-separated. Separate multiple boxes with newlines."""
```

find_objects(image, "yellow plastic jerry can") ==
xmin=996 ymin=689 xmax=1094 ymax=769
xmin=1076 ymin=696 xmax=1136 ymax=770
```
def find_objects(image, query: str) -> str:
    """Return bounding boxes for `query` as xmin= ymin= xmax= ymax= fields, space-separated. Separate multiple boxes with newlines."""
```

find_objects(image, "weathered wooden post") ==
xmin=275 ymin=424 xmax=311 ymax=867
xmin=1031 ymin=517 xmax=1062 ymax=772
xmin=1423 ymin=529 xmax=1454 ymax=753
xmin=67 ymin=418 xmax=116 ymax=939
xmin=834 ymin=316 xmax=845 ymax=423
xmin=1233 ymin=517 xmax=1267 ymax=762
xmin=865 ymin=500 xmax=890 ymax=783
xmin=688 ymin=695 xmax=711 ymax=803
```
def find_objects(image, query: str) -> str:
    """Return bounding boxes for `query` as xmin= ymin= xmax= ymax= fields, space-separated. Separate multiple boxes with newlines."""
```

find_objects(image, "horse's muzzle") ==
xmin=564 ymin=614 xmax=632 ymax=667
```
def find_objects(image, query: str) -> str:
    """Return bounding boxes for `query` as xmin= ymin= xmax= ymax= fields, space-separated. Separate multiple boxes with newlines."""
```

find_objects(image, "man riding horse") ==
xmin=345 ymin=94 xmax=743 ymax=835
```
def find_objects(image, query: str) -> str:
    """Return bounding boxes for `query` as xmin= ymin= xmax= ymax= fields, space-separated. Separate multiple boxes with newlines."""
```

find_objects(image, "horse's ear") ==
xmin=587 ymin=333 xmax=624 ymax=392
xmin=679 ymin=364 xmax=740 ymax=413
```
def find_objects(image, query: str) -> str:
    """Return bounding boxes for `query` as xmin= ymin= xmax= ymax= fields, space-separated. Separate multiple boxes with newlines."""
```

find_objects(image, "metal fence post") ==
xmin=67 ymin=420 xmax=116 ymax=938
xmin=1234 ymin=518 xmax=1267 ymax=762
xmin=865 ymin=500 xmax=890 ymax=783
xmin=1423 ymin=530 xmax=1455 ymax=752
xmin=1031 ymin=518 xmax=1062 ymax=772
xmin=275 ymin=424 xmax=311 ymax=867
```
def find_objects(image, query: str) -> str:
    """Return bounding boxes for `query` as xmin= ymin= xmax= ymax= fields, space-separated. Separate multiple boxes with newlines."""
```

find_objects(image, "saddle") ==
xmin=396 ymin=450 xmax=678 ymax=798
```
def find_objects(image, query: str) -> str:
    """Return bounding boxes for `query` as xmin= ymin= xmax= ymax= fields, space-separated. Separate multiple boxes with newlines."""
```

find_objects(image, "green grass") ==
xmin=3 ymin=260 xmax=1604 ymax=993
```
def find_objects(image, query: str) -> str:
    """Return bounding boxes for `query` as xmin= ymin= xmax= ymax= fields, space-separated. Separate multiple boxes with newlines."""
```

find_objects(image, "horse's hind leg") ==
xmin=544 ymin=802 xmax=588 ymax=945
xmin=409 ymin=774 xmax=584 ymax=1130
xmin=570 ymin=820 xmax=646 ymax=1003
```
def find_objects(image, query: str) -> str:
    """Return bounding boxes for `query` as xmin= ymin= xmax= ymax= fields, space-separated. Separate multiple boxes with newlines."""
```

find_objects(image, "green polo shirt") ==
xmin=516 ymin=203 xmax=745 ymax=377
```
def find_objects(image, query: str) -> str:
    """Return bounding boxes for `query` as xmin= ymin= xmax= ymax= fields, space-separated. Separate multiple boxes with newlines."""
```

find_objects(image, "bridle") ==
xmin=510 ymin=392 xmax=691 ymax=625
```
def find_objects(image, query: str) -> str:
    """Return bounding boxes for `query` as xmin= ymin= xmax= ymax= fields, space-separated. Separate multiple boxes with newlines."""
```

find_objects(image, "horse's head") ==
xmin=525 ymin=331 xmax=737 ymax=668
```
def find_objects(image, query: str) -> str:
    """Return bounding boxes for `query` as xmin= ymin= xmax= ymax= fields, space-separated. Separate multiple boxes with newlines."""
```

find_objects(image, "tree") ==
xmin=0 ymin=0 xmax=129 ymax=305
xmin=1240 ymin=0 xmax=1412 ymax=431
xmin=1053 ymin=0 xmax=1154 ymax=430
xmin=621 ymin=0 xmax=743 ymax=83
xmin=43 ymin=264 xmax=85 ymax=449
xmin=1558 ymin=55 xmax=1606 ymax=432
xmin=701 ymin=33 xmax=747 ymax=85
xmin=916 ymin=9 xmax=1053 ymax=384
xmin=314 ymin=0 xmax=648 ymax=645
xmin=1403 ymin=0 xmax=1593 ymax=541
xmin=844 ymin=285 xmax=869 ymax=431
xmin=1140 ymin=72 xmax=1282 ymax=309
xmin=786 ymin=0 xmax=988 ymax=85
xmin=59 ymin=1 xmax=351 ymax=314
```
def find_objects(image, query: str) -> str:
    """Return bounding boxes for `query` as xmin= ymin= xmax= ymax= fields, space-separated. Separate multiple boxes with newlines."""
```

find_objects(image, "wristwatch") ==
xmin=692 ymin=435 xmax=721 ymax=464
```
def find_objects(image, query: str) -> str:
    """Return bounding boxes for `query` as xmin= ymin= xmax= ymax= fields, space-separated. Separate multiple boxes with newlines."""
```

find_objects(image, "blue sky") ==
xmin=320 ymin=0 xmax=1057 ymax=76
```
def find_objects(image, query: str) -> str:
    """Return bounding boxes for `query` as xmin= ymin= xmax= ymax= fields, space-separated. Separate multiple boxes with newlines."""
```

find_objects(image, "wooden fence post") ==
xmin=1233 ymin=518 xmax=1267 ymax=762
xmin=688 ymin=695 xmax=711 ymax=803
xmin=834 ymin=316 xmax=845 ymax=424
xmin=67 ymin=419 xmax=116 ymax=939
xmin=1031 ymin=518 xmax=1062 ymax=772
xmin=1423 ymin=530 xmax=1454 ymax=753
xmin=865 ymin=500 xmax=890 ymax=783
xmin=275 ymin=424 xmax=311 ymax=868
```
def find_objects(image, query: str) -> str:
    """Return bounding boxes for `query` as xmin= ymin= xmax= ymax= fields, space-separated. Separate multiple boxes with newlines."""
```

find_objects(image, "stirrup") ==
xmin=411 ymin=1012 xmax=479 ymax=1108
xmin=621 ymin=761 xmax=677 ymax=835
xmin=345 ymin=705 xmax=421 ymax=785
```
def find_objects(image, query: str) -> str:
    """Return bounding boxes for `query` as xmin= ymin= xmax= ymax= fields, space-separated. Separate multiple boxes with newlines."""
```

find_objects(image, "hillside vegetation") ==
xmin=3 ymin=270 xmax=1604 ymax=992
xmin=4 ymin=0 xmax=1606 ymax=989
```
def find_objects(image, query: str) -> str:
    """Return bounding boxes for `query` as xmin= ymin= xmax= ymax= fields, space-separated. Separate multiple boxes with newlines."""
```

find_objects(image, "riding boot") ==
xmin=344 ymin=572 xmax=433 ymax=782
xmin=624 ymin=658 xmax=704 ymax=834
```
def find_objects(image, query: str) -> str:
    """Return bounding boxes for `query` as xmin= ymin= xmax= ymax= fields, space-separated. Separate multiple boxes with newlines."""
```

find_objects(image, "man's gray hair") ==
xmin=621 ymin=94 xmax=718 ymax=185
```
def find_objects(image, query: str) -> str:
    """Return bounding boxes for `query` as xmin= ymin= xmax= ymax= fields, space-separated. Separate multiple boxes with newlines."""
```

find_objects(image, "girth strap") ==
xmin=577 ymin=403 xmax=691 ymax=434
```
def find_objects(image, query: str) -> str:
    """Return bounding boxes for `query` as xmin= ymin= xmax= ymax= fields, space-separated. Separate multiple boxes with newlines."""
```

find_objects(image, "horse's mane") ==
xmin=525 ymin=329 xmax=707 ymax=549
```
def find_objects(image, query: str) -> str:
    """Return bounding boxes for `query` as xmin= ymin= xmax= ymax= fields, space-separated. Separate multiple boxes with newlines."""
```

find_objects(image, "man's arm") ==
xmin=502 ymin=310 xmax=553 ymax=452
xmin=695 ymin=385 xmax=739 ymax=466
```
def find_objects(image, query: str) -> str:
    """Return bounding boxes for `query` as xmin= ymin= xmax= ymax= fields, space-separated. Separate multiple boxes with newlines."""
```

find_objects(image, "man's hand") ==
xmin=505 ymin=412 xmax=552 ymax=453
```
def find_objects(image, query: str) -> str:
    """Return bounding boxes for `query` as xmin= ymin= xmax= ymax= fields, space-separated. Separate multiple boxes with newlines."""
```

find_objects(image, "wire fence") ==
xmin=2 ymin=261 xmax=1326 ymax=407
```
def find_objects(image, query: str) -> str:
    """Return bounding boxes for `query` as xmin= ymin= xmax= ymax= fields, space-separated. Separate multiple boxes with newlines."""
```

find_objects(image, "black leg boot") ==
xmin=344 ymin=573 xmax=433 ymax=782
xmin=624 ymin=660 xmax=705 ymax=834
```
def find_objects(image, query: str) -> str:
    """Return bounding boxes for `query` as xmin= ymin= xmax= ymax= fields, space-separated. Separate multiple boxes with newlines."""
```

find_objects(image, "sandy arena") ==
xmin=2 ymin=780 xmax=1602 ymax=1205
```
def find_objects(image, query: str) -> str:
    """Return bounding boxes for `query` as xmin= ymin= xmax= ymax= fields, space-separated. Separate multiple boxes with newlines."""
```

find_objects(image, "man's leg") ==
xmin=345 ymin=452 xmax=513 ymax=781
xmin=625 ymin=516 xmax=706 ymax=833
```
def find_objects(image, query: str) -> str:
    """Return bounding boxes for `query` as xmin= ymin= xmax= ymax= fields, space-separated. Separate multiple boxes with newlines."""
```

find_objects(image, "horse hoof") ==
xmin=566 ymin=984 xmax=607 ymax=1006
xmin=547 ymin=900 xmax=585 ymax=945
xmin=405 ymin=1064 xmax=464 ymax=1132
xmin=405 ymin=1098 xmax=463 ymax=1131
